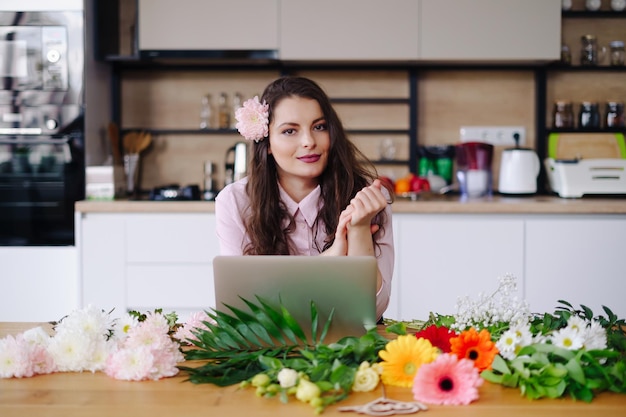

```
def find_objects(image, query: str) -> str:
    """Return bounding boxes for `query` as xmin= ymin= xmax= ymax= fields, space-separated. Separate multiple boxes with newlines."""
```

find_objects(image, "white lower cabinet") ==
xmin=391 ymin=213 xmax=626 ymax=321
xmin=390 ymin=213 xmax=525 ymax=321
xmin=76 ymin=211 xmax=626 ymax=324
xmin=0 ymin=246 xmax=78 ymax=322
xmin=77 ymin=212 xmax=218 ymax=321
xmin=525 ymin=216 xmax=626 ymax=318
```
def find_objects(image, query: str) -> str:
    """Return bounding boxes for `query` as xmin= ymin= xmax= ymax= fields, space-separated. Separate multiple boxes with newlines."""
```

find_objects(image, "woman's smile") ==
xmin=297 ymin=154 xmax=321 ymax=163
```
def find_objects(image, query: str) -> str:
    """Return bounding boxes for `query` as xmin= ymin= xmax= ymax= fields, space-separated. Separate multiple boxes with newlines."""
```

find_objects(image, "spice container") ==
xmin=578 ymin=102 xmax=601 ymax=129
xmin=606 ymin=101 xmax=625 ymax=128
xmin=561 ymin=44 xmax=571 ymax=65
xmin=609 ymin=41 xmax=625 ymax=67
xmin=218 ymin=92 xmax=231 ymax=129
xmin=199 ymin=94 xmax=213 ymax=129
xmin=580 ymin=35 xmax=605 ymax=66
xmin=553 ymin=101 xmax=574 ymax=129
xmin=230 ymin=92 xmax=243 ymax=129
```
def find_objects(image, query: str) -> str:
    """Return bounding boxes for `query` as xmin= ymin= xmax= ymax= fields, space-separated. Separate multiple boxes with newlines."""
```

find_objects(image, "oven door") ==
xmin=0 ymin=134 xmax=84 ymax=246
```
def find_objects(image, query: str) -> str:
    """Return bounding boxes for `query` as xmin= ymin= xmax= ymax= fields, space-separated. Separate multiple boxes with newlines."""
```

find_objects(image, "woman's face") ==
xmin=268 ymin=96 xmax=330 ymax=188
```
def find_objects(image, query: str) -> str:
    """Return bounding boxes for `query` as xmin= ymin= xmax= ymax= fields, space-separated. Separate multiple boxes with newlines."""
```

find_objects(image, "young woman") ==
xmin=215 ymin=76 xmax=394 ymax=319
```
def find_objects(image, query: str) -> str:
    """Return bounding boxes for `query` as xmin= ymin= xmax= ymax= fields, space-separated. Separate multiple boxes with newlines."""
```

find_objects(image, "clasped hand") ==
xmin=324 ymin=179 xmax=388 ymax=256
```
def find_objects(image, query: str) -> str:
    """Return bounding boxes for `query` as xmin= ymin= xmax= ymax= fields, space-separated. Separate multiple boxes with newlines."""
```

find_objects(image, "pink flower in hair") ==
xmin=235 ymin=96 xmax=269 ymax=142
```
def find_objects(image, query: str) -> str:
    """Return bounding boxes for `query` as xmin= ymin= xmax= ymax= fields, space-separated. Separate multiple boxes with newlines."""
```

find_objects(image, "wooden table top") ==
xmin=1 ymin=323 xmax=625 ymax=417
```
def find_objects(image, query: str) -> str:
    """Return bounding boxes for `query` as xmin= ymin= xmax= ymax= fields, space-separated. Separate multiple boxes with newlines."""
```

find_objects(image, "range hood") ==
xmin=137 ymin=0 xmax=279 ymax=62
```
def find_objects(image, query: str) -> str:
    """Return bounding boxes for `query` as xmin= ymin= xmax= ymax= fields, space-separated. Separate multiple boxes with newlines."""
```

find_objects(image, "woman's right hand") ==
xmin=322 ymin=209 xmax=351 ymax=256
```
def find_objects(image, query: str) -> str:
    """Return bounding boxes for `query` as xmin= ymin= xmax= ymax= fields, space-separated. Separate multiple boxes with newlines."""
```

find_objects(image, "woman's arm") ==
xmin=342 ymin=180 xmax=395 ymax=318
xmin=215 ymin=182 xmax=249 ymax=255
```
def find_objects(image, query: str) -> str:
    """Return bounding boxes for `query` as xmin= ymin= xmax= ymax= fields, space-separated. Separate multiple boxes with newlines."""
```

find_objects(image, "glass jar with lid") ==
xmin=609 ymin=41 xmax=625 ymax=67
xmin=579 ymin=102 xmax=601 ymax=129
xmin=580 ymin=35 xmax=605 ymax=66
xmin=553 ymin=101 xmax=574 ymax=129
xmin=606 ymin=101 xmax=625 ymax=128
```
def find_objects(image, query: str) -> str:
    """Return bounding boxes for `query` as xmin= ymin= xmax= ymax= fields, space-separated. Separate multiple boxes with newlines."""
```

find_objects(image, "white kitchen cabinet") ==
xmin=77 ymin=212 xmax=218 ymax=321
xmin=419 ymin=0 xmax=561 ymax=62
xmin=279 ymin=0 xmax=420 ymax=61
xmin=0 ymin=247 xmax=78 ymax=322
xmin=391 ymin=213 xmax=525 ymax=321
xmin=525 ymin=215 xmax=626 ymax=318
xmin=138 ymin=0 xmax=278 ymax=52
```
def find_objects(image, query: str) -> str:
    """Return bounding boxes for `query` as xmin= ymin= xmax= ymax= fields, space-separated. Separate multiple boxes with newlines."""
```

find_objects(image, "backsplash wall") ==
xmin=120 ymin=69 xmax=535 ymax=191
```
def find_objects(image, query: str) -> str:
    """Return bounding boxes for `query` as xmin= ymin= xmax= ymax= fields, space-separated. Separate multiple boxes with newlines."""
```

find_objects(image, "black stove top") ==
xmin=149 ymin=184 xmax=201 ymax=201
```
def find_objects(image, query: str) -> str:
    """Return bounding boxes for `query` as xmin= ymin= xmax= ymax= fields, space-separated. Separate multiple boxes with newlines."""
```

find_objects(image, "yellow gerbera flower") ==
xmin=378 ymin=335 xmax=440 ymax=387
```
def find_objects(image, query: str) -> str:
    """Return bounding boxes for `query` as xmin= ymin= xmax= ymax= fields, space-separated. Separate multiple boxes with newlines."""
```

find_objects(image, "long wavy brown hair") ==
xmin=243 ymin=76 xmax=390 ymax=255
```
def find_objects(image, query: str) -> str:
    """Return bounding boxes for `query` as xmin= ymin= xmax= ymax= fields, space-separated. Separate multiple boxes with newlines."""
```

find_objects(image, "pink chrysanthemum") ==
xmin=173 ymin=311 xmax=215 ymax=345
xmin=235 ymin=96 xmax=269 ymax=142
xmin=412 ymin=353 xmax=483 ymax=406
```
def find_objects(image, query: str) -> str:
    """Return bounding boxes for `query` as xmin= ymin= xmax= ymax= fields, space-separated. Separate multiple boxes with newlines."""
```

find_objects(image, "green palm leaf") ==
xmin=181 ymin=296 xmax=331 ymax=382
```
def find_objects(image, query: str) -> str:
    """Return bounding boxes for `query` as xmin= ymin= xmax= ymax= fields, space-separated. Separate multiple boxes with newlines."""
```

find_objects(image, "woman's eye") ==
xmin=313 ymin=123 xmax=327 ymax=131
xmin=282 ymin=128 xmax=296 ymax=135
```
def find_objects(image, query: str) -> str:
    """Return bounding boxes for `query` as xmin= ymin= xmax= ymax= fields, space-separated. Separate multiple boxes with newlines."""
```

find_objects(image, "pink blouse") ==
xmin=215 ymin=178 xmax=394 ymax=319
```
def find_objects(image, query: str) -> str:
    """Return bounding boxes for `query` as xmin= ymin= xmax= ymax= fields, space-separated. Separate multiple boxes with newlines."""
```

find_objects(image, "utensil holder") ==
xmin=123 ymin=153 xmax=139 ymax=194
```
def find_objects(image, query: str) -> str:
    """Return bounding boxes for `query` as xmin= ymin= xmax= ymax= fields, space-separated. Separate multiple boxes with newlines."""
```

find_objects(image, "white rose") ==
xmin=277 ymin=368 xmax=298 ymax=388
xmin=352 ymin=365 xmax=380 ymax=392
xmin=295 ymin=378 xmax=321 ymax=403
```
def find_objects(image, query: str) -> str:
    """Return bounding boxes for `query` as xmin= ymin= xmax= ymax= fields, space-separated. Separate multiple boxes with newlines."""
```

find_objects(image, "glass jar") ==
xmin=561 ymin=44 xmax=571 ymax=65
xmin=579 ymin=102 xmax=601 ymax=129
xmin=553 ymin=101 xmax=574 ymax=129
xmin=606 ymin=101 xmax=625 ymax=128
xmin=218 ymin=92 xmax=231 ymax=129
xmin=609 ymin=41 xmax=625 ymax=67
xmin=580 ymin=35 xmax=603 ymax=66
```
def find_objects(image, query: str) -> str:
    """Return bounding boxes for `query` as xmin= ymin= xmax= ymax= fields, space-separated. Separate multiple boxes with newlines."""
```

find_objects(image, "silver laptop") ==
xmin=212 ymin=255 xmax=378 ymax=344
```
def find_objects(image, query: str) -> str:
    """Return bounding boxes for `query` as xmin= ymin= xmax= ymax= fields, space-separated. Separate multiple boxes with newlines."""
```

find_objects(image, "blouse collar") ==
xmin=278 ymin=184 xmax=322 ymax=228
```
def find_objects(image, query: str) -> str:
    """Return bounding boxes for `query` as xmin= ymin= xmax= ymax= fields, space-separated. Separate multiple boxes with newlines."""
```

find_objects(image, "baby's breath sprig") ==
xmin=451 ymin=273 xmax=531 ymax=339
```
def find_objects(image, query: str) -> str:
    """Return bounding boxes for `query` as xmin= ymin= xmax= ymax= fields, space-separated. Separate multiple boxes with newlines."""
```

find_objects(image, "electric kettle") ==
xmin=498 ymin=147 xmax=540 ymax=195
xmin=224 ymin=141 xmax=249 ymax=186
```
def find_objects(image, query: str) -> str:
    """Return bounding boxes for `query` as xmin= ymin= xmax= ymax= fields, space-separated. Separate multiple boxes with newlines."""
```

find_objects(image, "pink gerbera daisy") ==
xmin=412 ymin=353 xmax=483 ymax=405
xmin=235 ymin=96 xmax=269 ymax=142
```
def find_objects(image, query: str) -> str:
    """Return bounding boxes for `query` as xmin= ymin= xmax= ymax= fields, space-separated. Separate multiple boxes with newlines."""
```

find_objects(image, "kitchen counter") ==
xmin=1 ymin=322 xmax=625 ymax=417
xmin=75 ymin=195 xmax=626 ymax=214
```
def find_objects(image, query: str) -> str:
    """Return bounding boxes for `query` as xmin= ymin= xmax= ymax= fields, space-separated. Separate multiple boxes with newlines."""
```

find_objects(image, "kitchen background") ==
xmin=96 ymin=0 xmax=626 ymax=195
xmin=98 ymin=0 xmax=626 ymax=196
xmin=121 ymin=69 xmax=534 ymax=192
xmin=2 ymin=0 xmax=626 ymax=323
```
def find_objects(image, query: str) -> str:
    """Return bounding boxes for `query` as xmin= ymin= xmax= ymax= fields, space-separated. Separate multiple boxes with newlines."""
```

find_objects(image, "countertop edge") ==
xmin=75 ymin=197 xmax=626 ymax=215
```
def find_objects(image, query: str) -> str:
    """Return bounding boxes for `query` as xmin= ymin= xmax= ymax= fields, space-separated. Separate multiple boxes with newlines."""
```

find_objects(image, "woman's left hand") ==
xmin=346 ymin=179 xmax=388 ymax=229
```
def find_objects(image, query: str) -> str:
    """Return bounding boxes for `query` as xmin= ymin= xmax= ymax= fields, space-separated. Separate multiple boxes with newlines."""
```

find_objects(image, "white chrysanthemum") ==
xmin=55 ymin=305 xmax=113 ymax=341
xmin=48 ymin=330 xmax=97 ymax=372
xmin=581 ymin=320 xmax=607 ymax=350
xmin=550 ymin=327 xmax=584 ymax=350
xmin=85 ymin=339 xmax=114 ymax=372
xmin=21 ymin=327 xmax=52 ymax=348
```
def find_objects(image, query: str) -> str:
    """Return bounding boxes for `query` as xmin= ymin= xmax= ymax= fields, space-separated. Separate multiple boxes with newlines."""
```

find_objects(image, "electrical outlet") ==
xmin=459 ymin=126 xmax=526 ymax=146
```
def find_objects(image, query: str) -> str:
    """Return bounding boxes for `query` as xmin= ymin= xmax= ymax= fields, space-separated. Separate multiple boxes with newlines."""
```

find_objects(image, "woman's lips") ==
xmin=298 ymin=154 xmax=321 ymax=163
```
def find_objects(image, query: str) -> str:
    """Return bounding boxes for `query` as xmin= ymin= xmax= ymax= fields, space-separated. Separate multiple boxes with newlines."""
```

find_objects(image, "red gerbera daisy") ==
xmin=449 ymin=328 xmax=498 ymax=372
xmin=414 ymin=325 xmax=457 ymax=353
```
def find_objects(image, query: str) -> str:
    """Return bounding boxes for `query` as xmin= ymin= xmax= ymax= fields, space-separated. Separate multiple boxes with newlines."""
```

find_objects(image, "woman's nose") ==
xmin=300 ymin=130 xmax=315 ymax=147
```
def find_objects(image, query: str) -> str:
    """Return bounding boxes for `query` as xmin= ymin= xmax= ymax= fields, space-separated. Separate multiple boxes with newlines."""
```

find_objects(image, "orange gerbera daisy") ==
xmin=449 ymin=328 xmax=498 ymax=372
xmin=378 ymin=335 xmax=439 ymax=388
